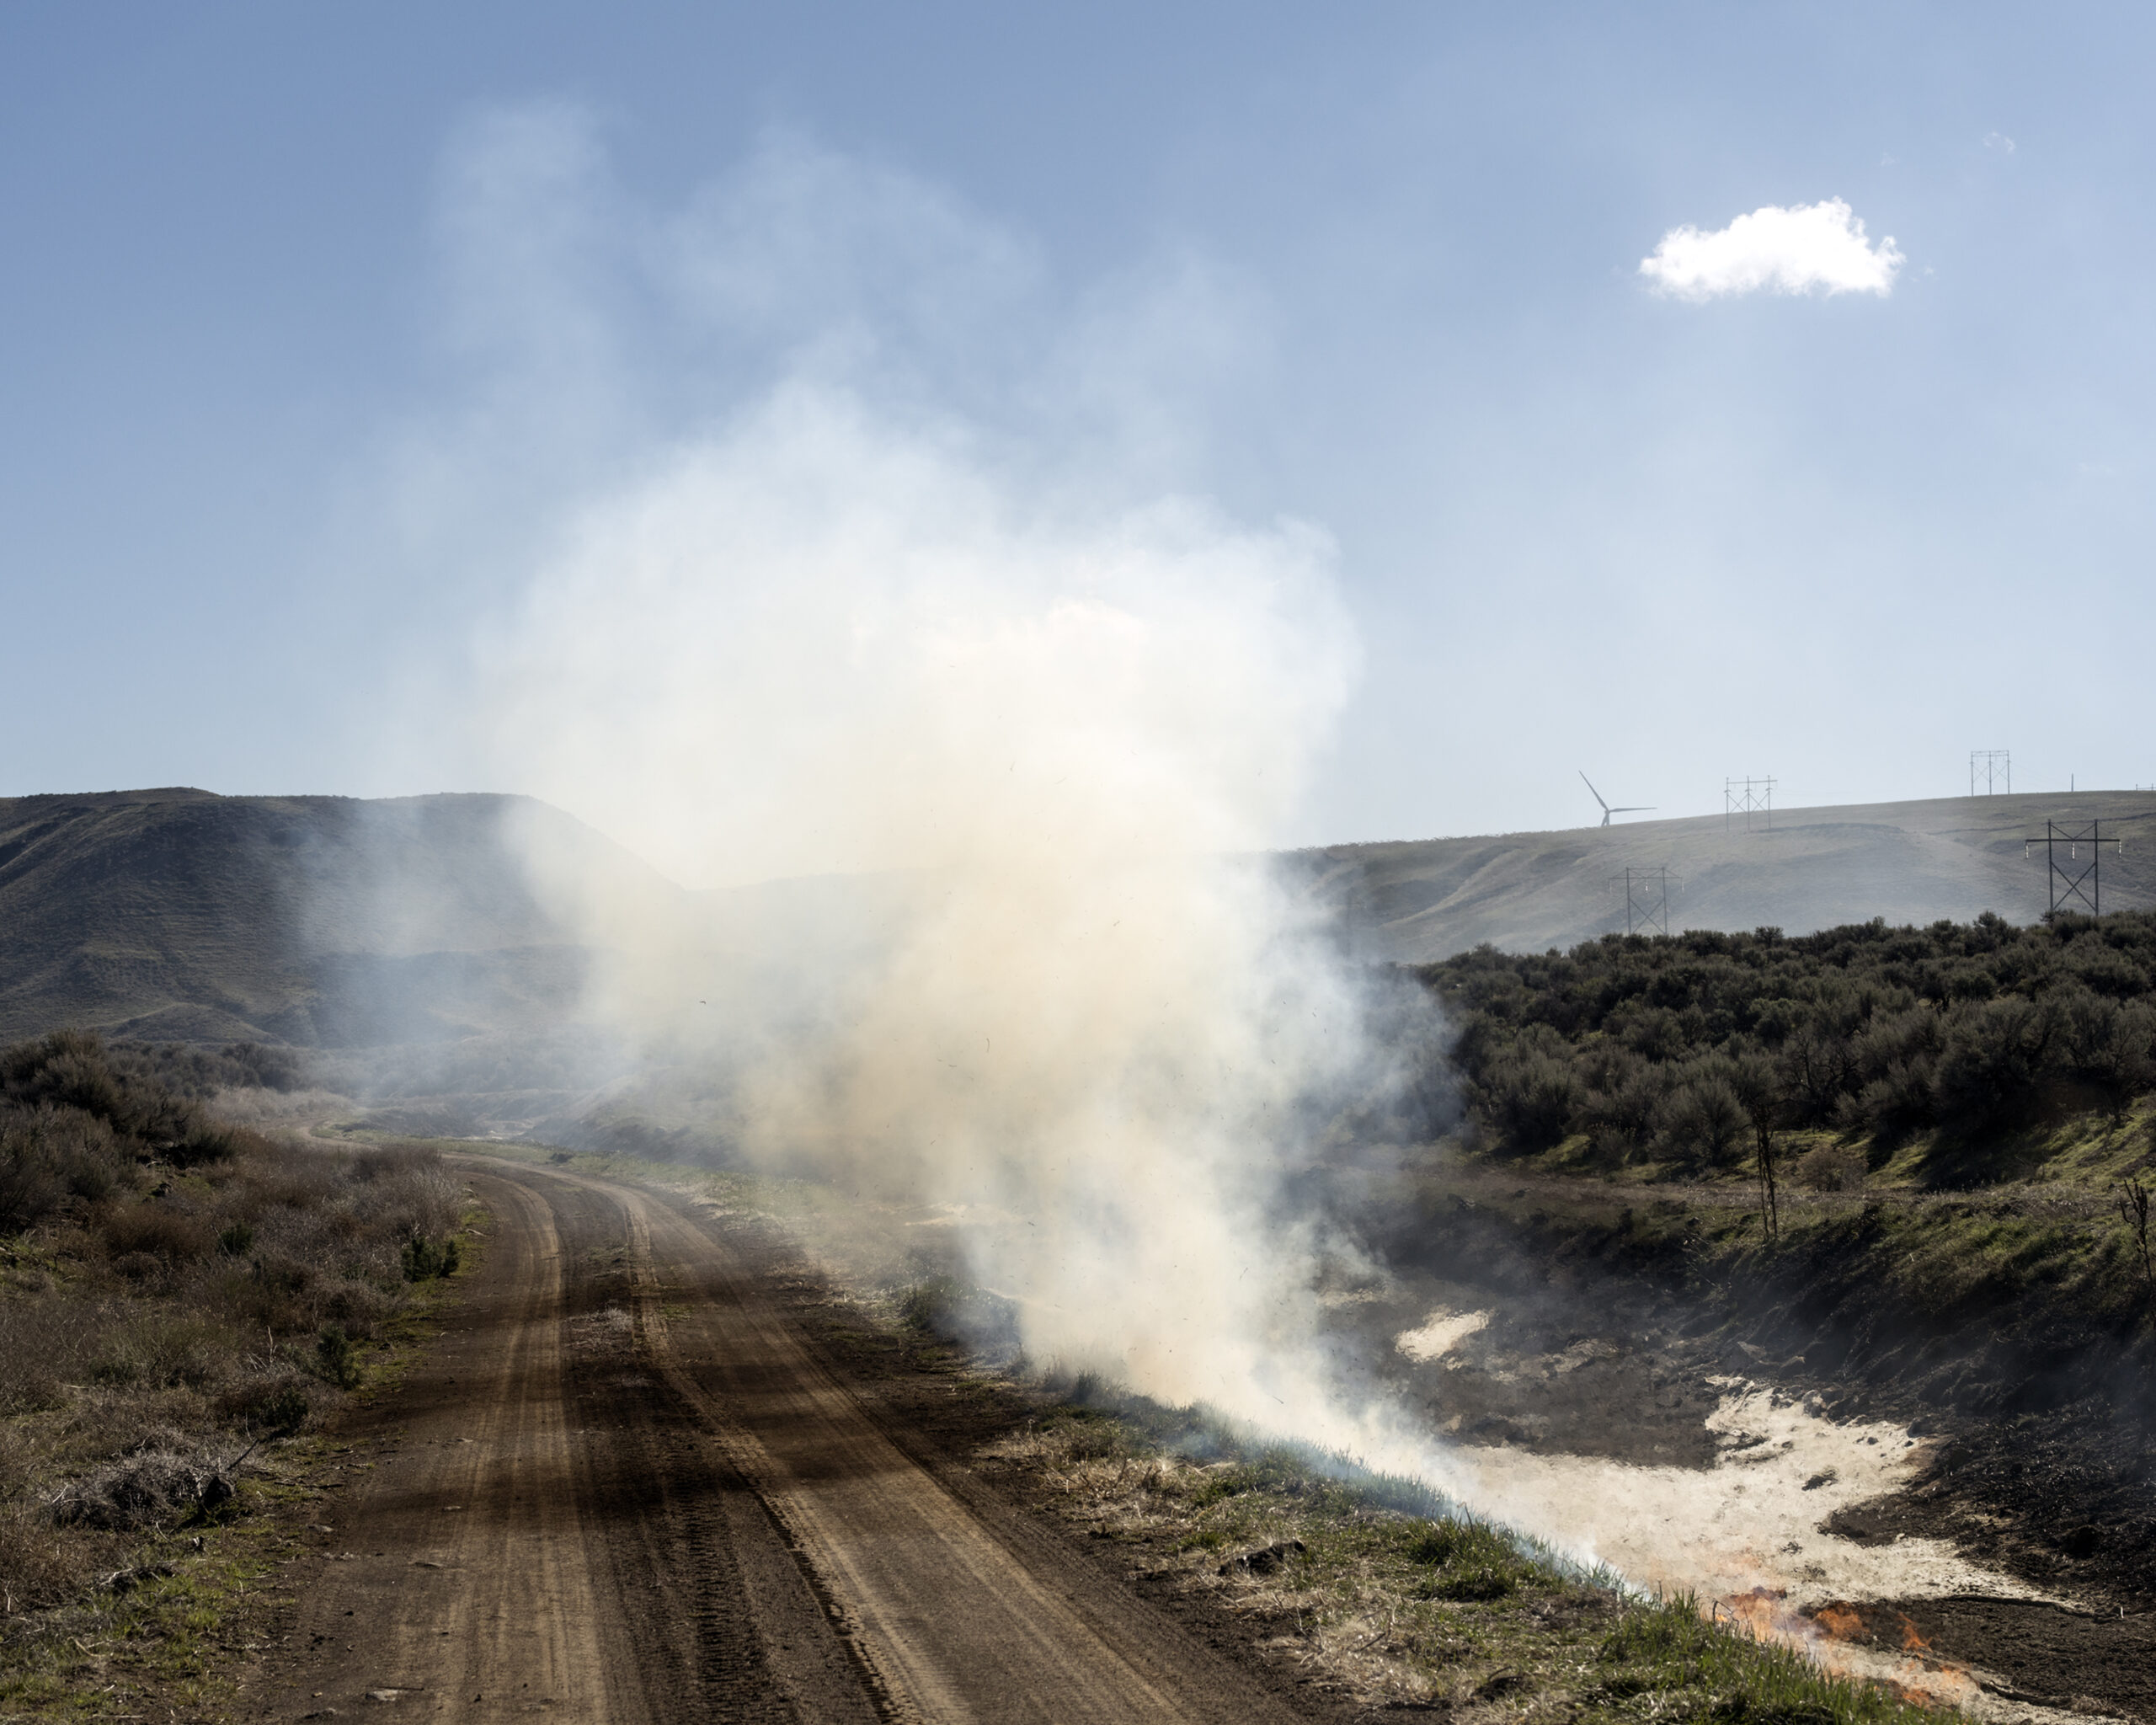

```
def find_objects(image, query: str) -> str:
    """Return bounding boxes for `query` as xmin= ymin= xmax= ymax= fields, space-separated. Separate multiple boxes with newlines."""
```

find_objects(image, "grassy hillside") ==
xmin=1310 ymin=790 xmax=2156 ymax=961
xmin=0 ymin=789 xmax=673 ymax=1046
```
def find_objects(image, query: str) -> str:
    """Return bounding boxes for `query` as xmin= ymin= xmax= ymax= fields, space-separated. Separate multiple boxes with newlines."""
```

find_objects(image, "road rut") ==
xmin=246 ymin=1161 xmax=1298 ymax=1723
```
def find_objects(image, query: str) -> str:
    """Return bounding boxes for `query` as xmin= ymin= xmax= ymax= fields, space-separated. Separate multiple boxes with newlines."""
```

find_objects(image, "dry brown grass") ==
xmin=0 ymin=1031 xmax=473 ymax=1640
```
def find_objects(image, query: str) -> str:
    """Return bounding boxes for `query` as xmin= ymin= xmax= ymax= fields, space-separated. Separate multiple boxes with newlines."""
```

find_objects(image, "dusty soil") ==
xmin=232 ymin=1159 xmax=1326 ymax=1723
xmin=780 ymin=1249 xmax=1502 ymax=1717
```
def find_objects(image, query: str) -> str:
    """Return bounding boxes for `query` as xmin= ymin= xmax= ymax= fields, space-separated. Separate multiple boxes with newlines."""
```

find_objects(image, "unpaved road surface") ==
xmin=245 ymin=1161 xmax=1298 ymax=1723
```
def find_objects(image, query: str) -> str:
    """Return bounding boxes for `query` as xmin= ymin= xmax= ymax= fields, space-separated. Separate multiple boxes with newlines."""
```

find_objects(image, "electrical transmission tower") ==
xmin=1971 ymin=750 xmax=2011 ymax=796
xmin=1619 ymin=865 xmax=1670 ymax=936
xmin=1724 ymin=776 xmax=1775 ymax=832
xmin=2027 ymin=820 xmax=2123 ymax=916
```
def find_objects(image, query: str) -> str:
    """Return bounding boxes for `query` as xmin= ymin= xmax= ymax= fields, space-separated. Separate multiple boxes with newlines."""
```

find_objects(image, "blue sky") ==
xmin=2 ymin=3 xmax=2150 ymax=850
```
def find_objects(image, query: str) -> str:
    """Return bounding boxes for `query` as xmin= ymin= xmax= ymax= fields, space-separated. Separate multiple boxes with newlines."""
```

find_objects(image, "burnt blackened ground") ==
xmin=1299 ymin=1151 xmax=2156 ymax=1714
xmin=1317 ymin=1147 xmax=2156 ymax=1600
xmin=1312 ymin=1265 xmax=1729 ymax=1468
xmin=1837 ymin=1406 xmax=2156 ymax=1605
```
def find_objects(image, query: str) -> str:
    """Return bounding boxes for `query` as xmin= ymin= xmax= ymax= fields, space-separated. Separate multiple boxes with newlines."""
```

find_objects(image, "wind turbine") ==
xmin=1581 ymin=772 xmax=1655 ymax=828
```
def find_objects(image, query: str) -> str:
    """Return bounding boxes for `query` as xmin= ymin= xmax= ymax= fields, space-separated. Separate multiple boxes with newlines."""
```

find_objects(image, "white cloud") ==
xmin=1984 ymin=131 xmax=2016 ymax=155
xmin=1639 ymin=198 xmax=1903 ymax=302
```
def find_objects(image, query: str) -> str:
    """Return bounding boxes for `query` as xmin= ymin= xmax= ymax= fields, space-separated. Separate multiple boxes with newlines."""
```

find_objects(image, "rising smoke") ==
xmin=411 ymin=109 xmax=1430 ymax=1430
xmin=491 ymin=384 xmax=1385 ymax=1416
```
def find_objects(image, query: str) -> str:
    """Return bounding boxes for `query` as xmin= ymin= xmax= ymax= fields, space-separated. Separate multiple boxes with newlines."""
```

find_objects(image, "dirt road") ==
xmin=244 ymin=1159 xmax=1297 ymax=1723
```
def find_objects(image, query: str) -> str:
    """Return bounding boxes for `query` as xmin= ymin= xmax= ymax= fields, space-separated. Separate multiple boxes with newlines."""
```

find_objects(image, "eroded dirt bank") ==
xmin=237 ymin=1161 xmax=1307 ymax=1723
xmin=1304 ymin=1155 xmax=2156 ymax=1717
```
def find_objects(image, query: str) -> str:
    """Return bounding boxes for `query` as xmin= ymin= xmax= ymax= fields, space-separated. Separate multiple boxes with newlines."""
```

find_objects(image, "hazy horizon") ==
xmin=6 ymin=4 xmax=2155 ymax=852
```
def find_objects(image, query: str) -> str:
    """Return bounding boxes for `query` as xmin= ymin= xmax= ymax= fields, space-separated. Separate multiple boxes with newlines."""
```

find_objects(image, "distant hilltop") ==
xmin=1301 ymin=791 xmax=2156 ymax=964
xmin=0 ymin=788 xmax=666 ymax=1046
xmin=4 ymin=786 xmax=2153 ymax=1049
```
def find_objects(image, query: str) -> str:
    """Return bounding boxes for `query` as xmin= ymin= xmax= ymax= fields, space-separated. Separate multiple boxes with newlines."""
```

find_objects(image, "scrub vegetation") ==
xmin=0 ymin=1030 xmax=471 ymax=1708
xmin=1422 ymin=909 xmax=2156 ymax=1174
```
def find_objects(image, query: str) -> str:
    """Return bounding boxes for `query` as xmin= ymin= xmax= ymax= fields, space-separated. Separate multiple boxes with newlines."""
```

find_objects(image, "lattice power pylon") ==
xmin=1724 ymin=776 xmax=1775 ymax=832
xmin=2028 ymin=820 xmax=2122 ymax=917
xmin=1971 ymin=750 xmax=2012 ymax=796
xmin=1618 ymin=865 xmax=1670 ymax=936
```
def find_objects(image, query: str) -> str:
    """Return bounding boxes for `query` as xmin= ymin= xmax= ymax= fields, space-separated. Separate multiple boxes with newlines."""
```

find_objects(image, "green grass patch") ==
xmin=1594 ymin=1596 xmax=1923 ymax=1724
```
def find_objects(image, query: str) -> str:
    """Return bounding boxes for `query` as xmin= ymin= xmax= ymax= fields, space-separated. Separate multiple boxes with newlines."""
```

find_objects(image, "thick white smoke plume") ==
xmin=430 ymin=110 xmax=1401 ymax=1426
xmin=484 ymin=383 xmax=1370 ymax=1415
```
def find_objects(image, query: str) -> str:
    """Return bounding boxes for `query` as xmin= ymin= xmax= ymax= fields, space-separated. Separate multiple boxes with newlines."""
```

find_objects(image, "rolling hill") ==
xmin=0 ymin=788 xmax=670 ymax=1045
xmin=5 ymin=786 xmax=2153 ymax=1052
xmin=1305 ymin=790 xmax=2156 ymax=963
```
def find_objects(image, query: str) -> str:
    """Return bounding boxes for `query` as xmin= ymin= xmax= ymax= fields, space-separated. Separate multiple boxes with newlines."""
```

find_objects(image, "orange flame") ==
xmin=1721 ymin=1586 xmax=1788 ymax=1641
xmin=1711 ymin=1595 xmax=1982 ymax=1712
xmin=1812 ymin=1603 xmax=1865 ymax=1642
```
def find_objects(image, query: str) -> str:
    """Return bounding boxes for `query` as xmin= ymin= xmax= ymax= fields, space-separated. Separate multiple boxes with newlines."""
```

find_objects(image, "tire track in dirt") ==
xmin=245 ymin=1170 xmax=872 ymax=1721
xmin=246 ymin=1171 xmax=618 ymax=1717
xmin=590 ymin=1172 xmax=1294 ymax=1724
xmin=247 ymin=1159 xmax=1300 ymax=1723
xmin=545 ymin=1177 xmax=881 ymax=1722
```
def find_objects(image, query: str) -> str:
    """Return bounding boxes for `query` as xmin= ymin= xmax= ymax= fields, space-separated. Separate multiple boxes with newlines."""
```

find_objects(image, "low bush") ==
xmin=897 ymin=1273 xmax=1021 ymax=1357
xmin=101 ymin=1203 xmax=213 ymax=1266
xmin=401 ymin=1231 xmax=461 ymax=1281
xmin=0 ymin=1029 xmax=232 ymax=1161
xmin=0 ymin=1505 xmax=78 ymax=1613
xmin=1402 ymin=1518 xmax=1524 ymax=1599
xmin=314 ymin=1322 xmax=360 ymax=1390
xmin=1790 ymin=1143 xmax=1865 ymax=1193
xmin=235 ymin=1380 xmax=311 ymax=1434
xmin=0 ymin=1106 xmax=129 ymax=1232
xmin=90 ymin=1315 xmax=243 ymax=1391
xmin=1598 ymin=1597 xmax=1913 ymax=1724
xmin=48 ymin=1445 xmax=234 ymax=1532
xmin=0 ymin=1297 xmax=105 ymax=1414
xmin=1417 ymin=910 xmax=2156 ymax=1167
